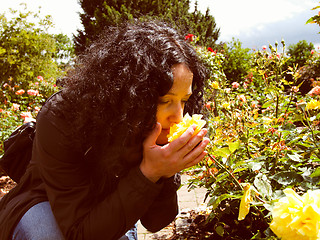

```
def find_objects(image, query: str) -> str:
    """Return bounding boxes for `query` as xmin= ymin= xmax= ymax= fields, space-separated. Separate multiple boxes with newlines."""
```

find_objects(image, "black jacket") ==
xmin=0 ymin=92 xmax=180 ymax=240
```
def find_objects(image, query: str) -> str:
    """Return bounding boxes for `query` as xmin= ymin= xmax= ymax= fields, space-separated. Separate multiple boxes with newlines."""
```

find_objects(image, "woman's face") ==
xmin=156 ymin=63 xmax=193 ymax=145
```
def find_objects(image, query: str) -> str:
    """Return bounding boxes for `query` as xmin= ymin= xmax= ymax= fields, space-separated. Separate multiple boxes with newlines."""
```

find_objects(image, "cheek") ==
xmin=156 ymin=106 xmax=166 ymax=123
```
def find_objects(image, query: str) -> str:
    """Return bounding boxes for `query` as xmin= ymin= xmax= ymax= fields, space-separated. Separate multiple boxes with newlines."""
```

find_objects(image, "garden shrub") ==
xmin=0 ymin=75 xmax=59 ymax=157
xmin=286 ymin=40 xmax=314 ymax=69
xmin=0 ymin=3 xmax=73 ymax=98
xmin=186 ymin=37 xmax=320 ymax=239
xmin=221 ymin=38 xmax=251 ymax=86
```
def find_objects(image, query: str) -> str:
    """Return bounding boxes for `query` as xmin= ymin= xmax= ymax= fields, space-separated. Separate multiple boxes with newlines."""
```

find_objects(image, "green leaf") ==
xmin=208 ymin=193 xmax=233 ymax=210
xmin=310 ymin=167 xmax=320 ymax=178
xmin=228 ymin=141 xmax=240 ymax=153
xmin=261 ymin=100 xmax=274 ymax=108
xmin=213 ymin=147 xmax=231 ymax=158
xmin=254 ymin=174 xmax=272 ymax=198
xmin=287 ymin=153 xmax=303 ymax=162
xmin=271 ymin=171 xmax=303 ymax=186
xmin=215 ymin=224 xmax=225 ymax=237
xmin=306 ymin=17 xmax=315 ymax=24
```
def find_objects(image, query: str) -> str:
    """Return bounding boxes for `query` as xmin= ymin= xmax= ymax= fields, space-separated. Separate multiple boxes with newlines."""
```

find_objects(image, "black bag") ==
xmin=0 ymin=90 xmax=62 ymax=183
xmin=0 ymin=121 xmax=36 ymax=183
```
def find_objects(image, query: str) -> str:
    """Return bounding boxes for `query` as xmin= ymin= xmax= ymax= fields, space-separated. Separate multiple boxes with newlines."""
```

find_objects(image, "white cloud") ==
xmin=191 ymin=0 xmax=317 ymax=41
xmin=1 ymin=0 xmax=82 ymax=37
xmin=2 ymin=0 xmax=319 ymax=47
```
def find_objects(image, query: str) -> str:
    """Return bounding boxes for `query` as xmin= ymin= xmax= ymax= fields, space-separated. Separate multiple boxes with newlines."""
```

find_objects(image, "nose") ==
xmin=169 ymin=103 xmax=184 ymax=124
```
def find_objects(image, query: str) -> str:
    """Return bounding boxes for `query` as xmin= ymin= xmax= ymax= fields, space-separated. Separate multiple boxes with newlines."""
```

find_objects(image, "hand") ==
xmin=139 ymin=122 xmax=210 ymax=183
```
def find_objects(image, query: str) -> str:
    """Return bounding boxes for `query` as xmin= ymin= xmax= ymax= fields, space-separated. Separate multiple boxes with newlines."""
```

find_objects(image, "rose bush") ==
xmin=0 ymin=75 xmax=58 ymax=156
xmin=184 ymin=37 xmax=320 ymax=239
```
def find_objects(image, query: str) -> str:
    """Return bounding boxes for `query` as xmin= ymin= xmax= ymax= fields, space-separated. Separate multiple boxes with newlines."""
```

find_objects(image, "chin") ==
xmin=156 ymin=134 xmax=169 ymax=145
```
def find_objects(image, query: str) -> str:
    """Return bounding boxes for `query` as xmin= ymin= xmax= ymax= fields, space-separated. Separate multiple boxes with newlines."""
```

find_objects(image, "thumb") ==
xmin=144 ymin=122 xmax=162 ymax=147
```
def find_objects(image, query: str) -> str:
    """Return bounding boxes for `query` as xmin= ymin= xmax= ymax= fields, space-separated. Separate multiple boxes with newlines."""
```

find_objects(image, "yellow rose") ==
xmin=212 ymin=81 xmax=220 ymax=89
xmin=167 ymin=113 xmax=206 ymax=142
xmin=222 ymin=102 xmax=230 ymax=109
xmin=270 ymin=188 xmax=320 ymax=240
xmin=306 ymin=99 xmax=320 ymax=110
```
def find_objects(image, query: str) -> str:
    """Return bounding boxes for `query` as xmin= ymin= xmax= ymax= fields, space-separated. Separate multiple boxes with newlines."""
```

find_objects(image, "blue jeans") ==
xmin=12 ymin=201 xmax=137 ymax=240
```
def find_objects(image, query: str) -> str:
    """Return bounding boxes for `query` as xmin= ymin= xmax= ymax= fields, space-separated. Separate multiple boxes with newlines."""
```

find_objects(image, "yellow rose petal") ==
xmin=167 ymin=113 xmax=206 ymax=142
xmin=270 ymin=188 xmax=320 ymax=240
xmin=238 ymin=183 xmax=252 ymax=221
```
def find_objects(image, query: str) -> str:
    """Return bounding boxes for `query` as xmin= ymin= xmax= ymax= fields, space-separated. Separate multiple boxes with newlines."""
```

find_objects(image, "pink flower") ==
xmin=35 ymin=82 xmax=39 ymax=85
xmin=308 ymin=86 xmax=320 ymax=96
xmin=15 ymin=89 xmax=25 ymax=95
xmin=27 ymin=89 xmax=39 ymax=96
xmin=185 ymin=34 xmax=194 ymax=42
xmin=37 ymin=76 xmax=44 ymax=81
xmin=232 ymin=82 xmax=240 ymax=89
xmin=12 ymin=103 xmax=20 ymax=111
xmin=262 ymin=45 xmax=267 ymax=50
xmin=311 ymin=50 xmax=315 ymax=55
xmin=237 ymin=94 xmax=247 ymax=102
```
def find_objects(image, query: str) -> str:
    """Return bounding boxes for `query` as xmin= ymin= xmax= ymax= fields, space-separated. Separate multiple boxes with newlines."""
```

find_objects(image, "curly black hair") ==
xmin=56 ymin=20 xmax=207 ymax=197
xmin=60 ymin=20 xmax=207 ymax=148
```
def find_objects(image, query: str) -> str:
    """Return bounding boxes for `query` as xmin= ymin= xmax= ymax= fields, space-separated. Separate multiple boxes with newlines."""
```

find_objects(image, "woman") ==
xmin=0 ymin=20 xmax=209 ymax=239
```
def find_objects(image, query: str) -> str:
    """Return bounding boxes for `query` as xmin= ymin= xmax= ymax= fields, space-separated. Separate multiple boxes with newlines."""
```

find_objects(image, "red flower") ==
xmin=37 ymin=76 xmax=44 ymax=81
xmin=185 ymin=34 xmax=194 ymax=42
xmin=205 ymin=101 xmax=214 ymax=111
xmin=208 ymin=47 xmax=213 ymax=52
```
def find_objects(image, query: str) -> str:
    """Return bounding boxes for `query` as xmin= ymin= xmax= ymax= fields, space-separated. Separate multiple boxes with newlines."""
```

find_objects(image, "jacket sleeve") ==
xmin=34 ymin=107 xmax=164 ymax=240
xmin=140 ymin=174 xmax=181 ymax=232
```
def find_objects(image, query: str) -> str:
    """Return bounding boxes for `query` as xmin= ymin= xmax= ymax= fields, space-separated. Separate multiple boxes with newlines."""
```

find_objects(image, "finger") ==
xmin=143 ymin=122 xmax=162 ymax=147
xmin=183 ymin=137 xmax=209 ymax=164
xmin=169 ymin=124 xmax=197 ymax=151
xmin=184 ymin=151 xmax=208 ymax=169
xmin=179 ymin=129 xmax=208 ymax=157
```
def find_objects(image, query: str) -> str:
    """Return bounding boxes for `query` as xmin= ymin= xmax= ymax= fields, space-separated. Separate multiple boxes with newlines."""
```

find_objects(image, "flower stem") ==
xmin=207 ymin=153 xmax=243 ymax=190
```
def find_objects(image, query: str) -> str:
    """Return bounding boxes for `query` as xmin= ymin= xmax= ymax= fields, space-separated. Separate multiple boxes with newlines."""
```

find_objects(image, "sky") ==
xmin=1 ymin=0 xmax=319 ymax=50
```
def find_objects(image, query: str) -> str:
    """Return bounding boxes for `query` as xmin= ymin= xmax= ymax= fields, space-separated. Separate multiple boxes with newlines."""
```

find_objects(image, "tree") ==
xmin=74 ymin=0 xmax=220 ymax=53
xmin=287 ymin=40 xmax=314 ymax=68
xmin=222 ymin=38 xmax=251 ymax=84
xmin=0 ymin=3 xmax=74 ymax=90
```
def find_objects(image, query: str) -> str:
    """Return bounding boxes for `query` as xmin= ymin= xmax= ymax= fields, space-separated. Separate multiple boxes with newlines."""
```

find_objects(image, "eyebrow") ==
xmin=166 ymin=92 xmax=192 ymax=97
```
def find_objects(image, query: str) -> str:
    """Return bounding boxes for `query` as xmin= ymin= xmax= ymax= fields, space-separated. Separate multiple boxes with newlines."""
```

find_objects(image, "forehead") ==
xmin=169 ymin=63 xmax=193 ymax=93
